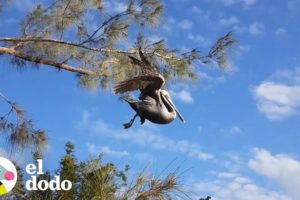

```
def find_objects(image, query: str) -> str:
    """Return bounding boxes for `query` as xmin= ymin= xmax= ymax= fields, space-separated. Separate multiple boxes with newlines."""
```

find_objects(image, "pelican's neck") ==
xmin=160 ymin=91 xmax=175 ymax=113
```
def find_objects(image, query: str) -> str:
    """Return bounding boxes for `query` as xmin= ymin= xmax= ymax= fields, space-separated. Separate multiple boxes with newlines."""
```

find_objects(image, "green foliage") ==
xmin=6 ymin=164 xmax=27 ymax=200
xmin=77 ymin=154 xmax=128 ymax=200
xmin=0 ymin=0 xmax=237 ymax=154
xmin=5 ymin=142 xmax=196 ymax=200
xmin=15 ymin=0 xmax=164 ymax=79
xmin=55 ymin=142 xmax=79 ymax=200
xmin=0 ymin=92 xmax=47 ymax=152
xmin=120 ymin=171 xmax=181 ymax=200
xmin=1 ymin=0 xmax=237 ymax=90
xmin=207 ymin=32 xmax=237 ymax=68
xmin=0 ymin=2 xmax=233 ymax=198
xmin=27 ymin=171 xmax=55 ymax=200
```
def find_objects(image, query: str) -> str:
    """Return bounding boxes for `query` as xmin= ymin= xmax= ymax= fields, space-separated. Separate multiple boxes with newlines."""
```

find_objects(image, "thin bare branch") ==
xmin=81 ymin=11 xmax=129 ymax=44
xmin=0 ymin=46 xmax=101 ymax=75
xmin=0 ymin=37 xmax=179 ymax=60
xmin=60 ymin=0 xmax=72 ymax=40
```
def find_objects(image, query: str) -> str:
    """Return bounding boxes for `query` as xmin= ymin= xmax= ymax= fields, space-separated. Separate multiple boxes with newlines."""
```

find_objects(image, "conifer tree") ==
xmin=78 ymin=153 xmax=129 ymax=200
xmin=56 ymin=141 xmax=79 ymax=200
xmin=0 ymin=0 xmax=237 ymax=150
xmin=2 ymin=142 xmax=207 ymax=199
xmin=5 ymin=164 xmax=27 ymax=200
xmin=26 ymin=152 xmax=54 ymax=200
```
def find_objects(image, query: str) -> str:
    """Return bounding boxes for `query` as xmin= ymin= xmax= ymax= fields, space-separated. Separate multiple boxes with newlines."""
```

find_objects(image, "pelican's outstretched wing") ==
xmin=113 ymin=49 xmax=164 ymax=94
xmin=113 ymin=75 xmax=164 ymax=94
xmin=128 ymin=48 xmax=159 ymax=75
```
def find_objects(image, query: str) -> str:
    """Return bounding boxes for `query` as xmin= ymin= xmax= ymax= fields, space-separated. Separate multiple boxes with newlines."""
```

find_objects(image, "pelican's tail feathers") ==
xmin=119 ymin=94 xmax=134 ymax=102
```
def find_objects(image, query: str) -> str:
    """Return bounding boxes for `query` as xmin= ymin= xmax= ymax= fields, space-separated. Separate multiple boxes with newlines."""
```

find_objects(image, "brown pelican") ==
xmin=113 ymin=49 xmax=185 ymax=129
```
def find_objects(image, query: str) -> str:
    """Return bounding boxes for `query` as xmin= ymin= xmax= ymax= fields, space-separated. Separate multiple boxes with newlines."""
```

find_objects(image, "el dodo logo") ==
xmin=26 ymin=159 xmax=72 ymax=191
xmin=0 ymin=157 xmax=17 ymax=195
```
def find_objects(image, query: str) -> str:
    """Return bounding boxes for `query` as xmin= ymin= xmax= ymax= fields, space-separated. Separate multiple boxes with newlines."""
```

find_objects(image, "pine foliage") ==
xmin=0 ymin=0 xmax=237 ymax=151
xmin=56 ymin=142 xmax=79 ymax=200
xmin=6 ymin=142 xmax=199 ymax=200
xmin=0 ymin=92 xmax=47 ymax=152
xmin=1 ymin=0 xmax=237 ymax=89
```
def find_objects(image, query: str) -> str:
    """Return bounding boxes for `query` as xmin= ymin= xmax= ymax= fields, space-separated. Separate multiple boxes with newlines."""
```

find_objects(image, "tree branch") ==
xmin=0 ymin=91 xmax=13 ymax=105
xmin=59 ymin=0 xmax=72 ymax=40
xmin=0 ymin=37 xmax=179 ymax=60
xmin=82 ymin=12 xmax=126 ymax=44
xmin=0 ymin=46 xmax=100 ymax=75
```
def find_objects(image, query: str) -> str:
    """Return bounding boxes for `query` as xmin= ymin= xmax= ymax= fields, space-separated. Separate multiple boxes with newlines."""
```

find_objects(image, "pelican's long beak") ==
xmin=164 ymin=95 xmax=185 ymax=123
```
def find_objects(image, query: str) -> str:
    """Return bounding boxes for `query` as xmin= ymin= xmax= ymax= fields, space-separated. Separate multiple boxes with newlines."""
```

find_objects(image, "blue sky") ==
xmin=1 ymin=0 xmax=300 ymax=199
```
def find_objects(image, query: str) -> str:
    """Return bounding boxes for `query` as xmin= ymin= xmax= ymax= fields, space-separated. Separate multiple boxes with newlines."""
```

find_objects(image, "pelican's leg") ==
xmin=140 ymin=117 xmax=145 ymax=124
xmin=123 ymin=113 xmax=138 ymax=129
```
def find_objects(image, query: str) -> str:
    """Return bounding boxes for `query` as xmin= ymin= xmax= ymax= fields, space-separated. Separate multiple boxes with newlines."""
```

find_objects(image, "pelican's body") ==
xmin=114 ymin=49 xmax=185 ymax=128
xmin=126 ymin=90 xmax=179 ymax=124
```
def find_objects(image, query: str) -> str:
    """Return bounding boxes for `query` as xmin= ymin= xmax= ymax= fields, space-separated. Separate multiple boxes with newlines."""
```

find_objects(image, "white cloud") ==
xmin=233 ymin=22 xmax=265 ymax=37
xmin=239 ymin=44 xmax=251 ymax=52
xmin=12 ymin=0 xmax=37 ymax=12
xmin=192 ymin=148 xmax=295 ymax=200
xmin=243 ymin=0 xmax=256 ymax=5
xmin=177 ymin=19 xmax=193 ymax=30
xmin=113 ymin=2 xmax=127 ymax=13
xmin=187 ymin=33 xmax=205 ymax=42
xmin=270 ymin=67 xmax=300 ymax=84
xmin=219 ymin=0 xmax=256 ymax=6
xmin=191 ymin=6 xmax=212 ymax=24
xmin=252 ymin=67 xmax=300 ymax=120
xmin=191 ymin=6 xmax=202 ymax=13
xmin=194 ymin=173 xmax=291 ymax=200
xmin=217 ymin=172 xmax=241 ymax=179
xmin=197 ymin=126 xmax=203 ymax=133
xmin=169 ymin=83 xmax=194 ymax=104
xmin=170 ymin=89 xmax=194 ymax=104
xmin=220 ymin=0 xmax=238 ymax=6
xmin=219 ymin=16 xmax=239 ymax=26
xmin=220 ymin=126 xmax=243 ymax=135
xmin=191 ymin=147 xmax=300 ymax=200
xmin=162 ymin=17 xmax=176 ymax=32
xmin=0 ymin=147 xmax=8 ymax=158
xmin=188 ymin=33 xmax=211 ymax=47
xmin=77 ymin=112 xmax=214 ymax=161
xmin=0 ymin=147 xmax=24 ymax=164
xmin=198 ymin=71 xmax=227 ymax=88
xmin=233 ymin=25 xmax=248 ymax=34
xmin=288 ymin=0 xmax=300 ymax=16
xmin=249 ymin=148 xmax=300 ymax=199
xmin=275 ymin=27 xmax=288 ymax=38
xmin=104 ymin=1 xmax=127 ymax=13
xmin=134 ymin=152 xmax=154 ymax=162
xmin=86 ymin=143 xmax=129 ymax=157
xmin=249 ymin=22 xmax=265 ymax=36
xmin=220 ymin=152 xmax=245 ymax=172
xmin=147 ymin=35 xmax=163 ymax=43
xmin=229 ymin=126 xmax=243 ymax=134
xmin=253 ymin=82 xmax=300 ymax=120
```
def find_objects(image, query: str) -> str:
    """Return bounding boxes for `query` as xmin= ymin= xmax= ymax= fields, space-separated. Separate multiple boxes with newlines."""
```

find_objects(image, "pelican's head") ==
xmin=161 ymin=90 xmax=185 ymax=123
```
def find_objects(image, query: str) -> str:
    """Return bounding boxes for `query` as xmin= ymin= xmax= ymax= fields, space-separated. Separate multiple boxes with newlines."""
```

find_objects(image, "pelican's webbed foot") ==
xmin=123 ymin=122 xmax=133 ymax=129
xmin=123 ymin=113 xmax=138 ymax=129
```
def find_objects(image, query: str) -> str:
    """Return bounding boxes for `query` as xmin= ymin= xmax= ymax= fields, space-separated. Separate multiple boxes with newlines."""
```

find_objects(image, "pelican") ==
xmin=113 ymin=49 xmax=185 ymax=129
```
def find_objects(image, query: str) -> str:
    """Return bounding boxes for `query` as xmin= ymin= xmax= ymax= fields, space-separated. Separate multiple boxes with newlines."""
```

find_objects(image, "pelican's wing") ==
xmin=114 ymin=49 xmax=164 ymax=94
xmin=129 ymin=49 xmax=160 ymax=76
xmin=138 ymin=48 xmax=151 ymax=66
xmin=113 ymin=75 xmax=164 ymax=94
xmin=128 ymin=55 xmax=143 ymax=66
